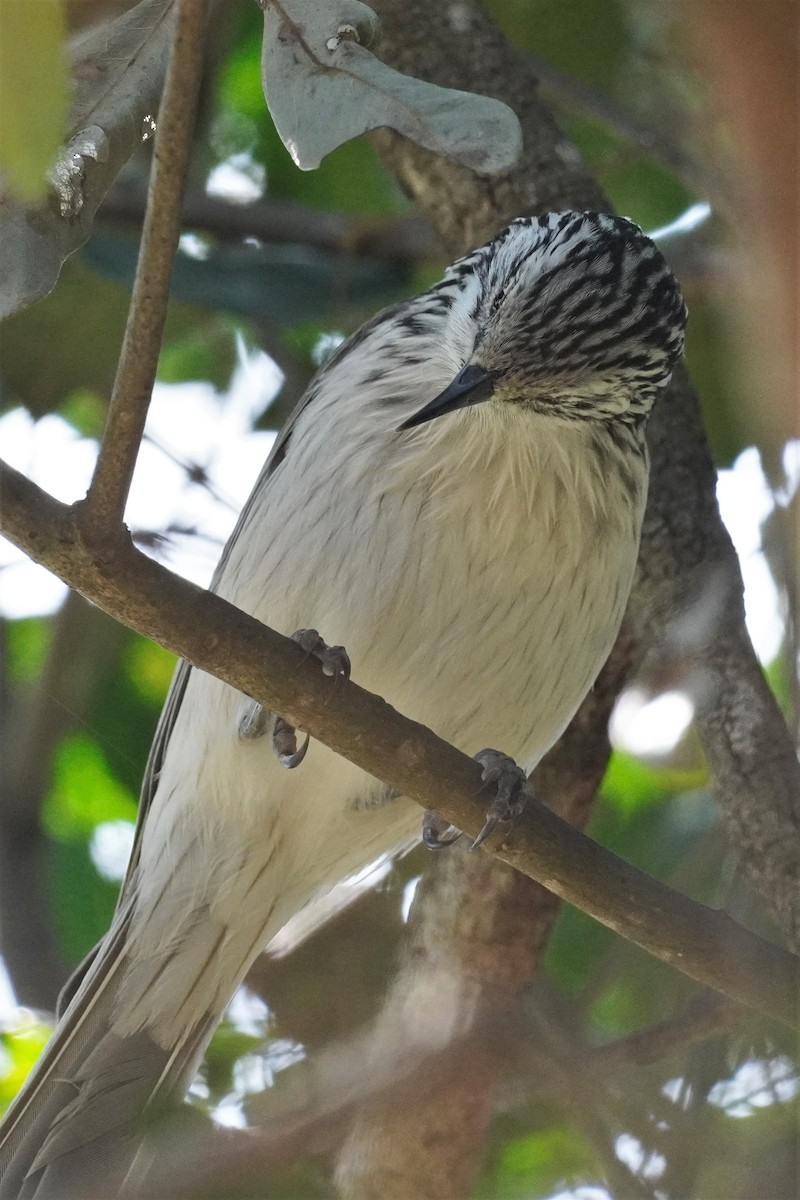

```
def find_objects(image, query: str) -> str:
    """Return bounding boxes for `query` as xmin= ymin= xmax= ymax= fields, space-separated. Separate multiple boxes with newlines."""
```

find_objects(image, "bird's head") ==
xmin=400 ymin=212 xmax=687 ymax=431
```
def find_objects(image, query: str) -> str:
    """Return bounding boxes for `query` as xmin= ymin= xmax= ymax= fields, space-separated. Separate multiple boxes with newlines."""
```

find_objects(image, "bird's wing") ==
xmin=11 ymin=297 xmax=416 ymax=1188
xmin=55 ymin=299 xmax=410 ymax=1021
xmin=124 ymin=300 xmax=413 ymax=914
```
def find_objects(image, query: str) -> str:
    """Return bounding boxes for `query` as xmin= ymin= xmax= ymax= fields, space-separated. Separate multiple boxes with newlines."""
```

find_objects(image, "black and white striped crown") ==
xmin=439 ymin=211 xmax=687 ymax=418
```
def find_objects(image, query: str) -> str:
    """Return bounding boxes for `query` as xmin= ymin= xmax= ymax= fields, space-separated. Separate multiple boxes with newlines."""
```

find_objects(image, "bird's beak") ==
xmin=398 ymin=363 xmax=497 ymax=431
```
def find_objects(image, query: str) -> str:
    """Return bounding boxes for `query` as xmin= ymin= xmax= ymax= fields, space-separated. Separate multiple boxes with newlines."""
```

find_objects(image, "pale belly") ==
xmin=126 ymin=412 xmax=644 ymax=1029
xmin=162 ymin=418 xmax=641 ymax=914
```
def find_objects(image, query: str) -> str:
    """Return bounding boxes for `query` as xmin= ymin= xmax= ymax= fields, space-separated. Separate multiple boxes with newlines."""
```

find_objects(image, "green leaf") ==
xmin=478 ymin=1125 xmax=598 ymax=1198
xmin=602 ymin=156 xmax=694 ymax=233
xmin=0 ymin=253 xmax=254 ymax=417
xmin=217 ymin=22 xmax=266 ymax=126
xmin=43 ymin=734 xmax=137 ymax=840
xmin=261 ymin=0 xmax=521 ymax=173
xmin=0 ymin=1022 xmax=52 ymax=1112
xmin=0 ymin=256 xmax=128 ymax=415
xmin=486 ymin=0 xmax=629 ymax=88
xmin=600 ymin=749 xmax=707 ymax=815
xmin=3 ymin=616 xmax=52 ymax=684
xmin=764 ymin=653 xmax=792 ymax=717
xmin=261 ymin=135 xmax=403 ymax=213
xmin=48 ymin=838 xmax=121 ymax=962
xmin=81 ymin=232 xmax=411 ymax=326
xmin=82 ymin=628 xmax=163 ymax=796
xmin=0 ymin=0 xmax=175 ymax=319
xmin=41 ymin=733 xmax=138 ymax=962
xmin=283 ymin=321 xmax=344 ymax=368
xmin=545 ymin=903 xmax=616 ymax=996
xmin=0 ymin=0 xmax=69 ymax=201
xmin=59 ymin=389 xmax=107 ymax=439
xmin=589 ymin=958 xmax=686 ymax=1035
xmin=204 ymin=1025 xmax=264 ymax=1099
xmin=156 ymin=316 xmax=239 ymax=389
xmin=124 ymin=639 xmax=177 ymax=708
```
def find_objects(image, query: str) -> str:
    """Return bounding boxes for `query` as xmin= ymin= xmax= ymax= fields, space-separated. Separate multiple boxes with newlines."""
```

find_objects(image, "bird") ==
xmin=0 ymin=210 xmax=687 ymax=1196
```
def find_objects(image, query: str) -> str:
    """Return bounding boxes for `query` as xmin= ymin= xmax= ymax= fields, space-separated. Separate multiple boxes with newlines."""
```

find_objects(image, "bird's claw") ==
xmin=421 ymin=750 xmax=527 ymax=852
xmin=272 ymin=715 xmax=310 ymax=768
xmin=272 ymin=629 xmax=350 ymax=769
xmin=470 ymin=749 xmax=528 ymax=851
xmin=292 ymin=628 xmax=351 ymax=682
xmin=422 ymin=810 xmax=463 ymax=850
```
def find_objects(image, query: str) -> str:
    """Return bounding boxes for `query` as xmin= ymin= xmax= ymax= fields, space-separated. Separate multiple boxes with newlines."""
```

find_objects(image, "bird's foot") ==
xmin=273 ymin=628 xmax=351 ymax=768
xmin=421 ymin=749 xmax=528 ymax=852
xmin=290 ymin=627 xmax=351 ymax=682
xmin=272 ymin=715 xmax=310 ymax=768
xmin=471 ymin=748 xmax=528 ymax=850
xmin=237 ymin=699 xmax=270 ymax=740
xmin=422 ymin=810 xmax=463 ymax=850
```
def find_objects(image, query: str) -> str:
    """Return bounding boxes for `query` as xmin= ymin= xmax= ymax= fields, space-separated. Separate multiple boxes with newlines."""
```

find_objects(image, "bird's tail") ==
xmin=0 ymin=905 xmax=211 ymax=1199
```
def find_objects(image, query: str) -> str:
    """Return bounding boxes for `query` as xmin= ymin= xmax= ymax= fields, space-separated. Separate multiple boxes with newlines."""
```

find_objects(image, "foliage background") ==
xmin=0 ymin=1 xmax=797 ymax=1197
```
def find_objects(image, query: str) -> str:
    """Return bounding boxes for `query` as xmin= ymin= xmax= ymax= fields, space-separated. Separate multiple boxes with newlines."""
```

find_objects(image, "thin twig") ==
xmin=84 ymin=0 xmax=208 ymax=531
xmin=1 ymin=459 xmax=798 ymax=1030
xmin=588 ymin=995 xmax=740 ymax=1071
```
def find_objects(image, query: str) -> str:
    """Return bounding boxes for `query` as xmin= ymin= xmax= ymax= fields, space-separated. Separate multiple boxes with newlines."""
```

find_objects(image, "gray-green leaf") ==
xmin=0 ymin=0 xmax=176 ymax=321
xmin=260 ymin=0 xmax=522 ymax=174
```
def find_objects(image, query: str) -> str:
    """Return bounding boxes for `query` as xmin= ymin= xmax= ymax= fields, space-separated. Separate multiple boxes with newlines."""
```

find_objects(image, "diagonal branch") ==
xmin=1 ymin=458 xmax=798 ymax=1030
xmin=84 ymin=0 xmax=208 ymax=531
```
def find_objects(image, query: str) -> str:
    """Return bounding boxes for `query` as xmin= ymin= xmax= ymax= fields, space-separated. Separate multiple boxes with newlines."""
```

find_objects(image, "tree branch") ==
xmin=1 ymin=459 xmax=797 ymax=1029
xmin=84 ymin=0 xmax=208 ymax=531
xmin=99 ymin=180 xmax=440 ymax=263
xmin=587 ymin=995 xmax=742 ymax=1072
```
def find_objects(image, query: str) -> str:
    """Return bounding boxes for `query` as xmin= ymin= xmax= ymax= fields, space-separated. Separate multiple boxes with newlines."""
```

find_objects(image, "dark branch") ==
xmin=99 ymin=181 xmax=440 ymax=263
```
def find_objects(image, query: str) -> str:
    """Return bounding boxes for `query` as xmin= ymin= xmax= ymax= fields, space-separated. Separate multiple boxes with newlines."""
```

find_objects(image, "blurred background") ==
xmin=0 ymin=1 xmax=797 ymax=1196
